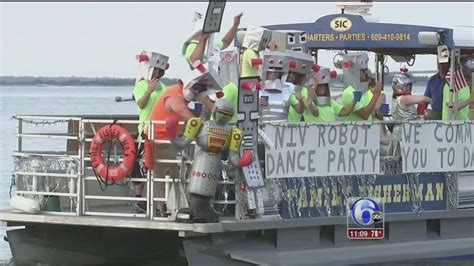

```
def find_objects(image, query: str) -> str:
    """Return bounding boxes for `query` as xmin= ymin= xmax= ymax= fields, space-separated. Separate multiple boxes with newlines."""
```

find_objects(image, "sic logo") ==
xmin=351 ymin=198 xmax=383 ymax=227
xmin=330 ymin=17 xmax=352 ymax=32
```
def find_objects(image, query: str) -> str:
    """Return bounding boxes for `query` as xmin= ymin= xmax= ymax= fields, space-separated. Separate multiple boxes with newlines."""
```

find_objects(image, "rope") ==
xmin=93 ymin=121 xmax=118 ymax=192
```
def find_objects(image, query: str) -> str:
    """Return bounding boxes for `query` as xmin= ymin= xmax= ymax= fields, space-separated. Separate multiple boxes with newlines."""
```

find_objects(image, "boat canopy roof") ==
xmin=453 ymin=25 xmax=474 ymax=53
xmin=264 ymin=14 xmax=462 ymax=56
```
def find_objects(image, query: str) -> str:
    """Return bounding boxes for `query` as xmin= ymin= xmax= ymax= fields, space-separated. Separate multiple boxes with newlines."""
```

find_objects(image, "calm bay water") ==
xmin=0 ymin=84 xmax=426 ymax=260
xmin=0 ymin=85 xmax=137 ymax=260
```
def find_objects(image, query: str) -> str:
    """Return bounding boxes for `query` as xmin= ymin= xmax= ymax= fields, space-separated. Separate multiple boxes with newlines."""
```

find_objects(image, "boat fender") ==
xmin=144 ymin=139 xmax=154 ymax=170
xmin=10 ymin=196 xmax=40 ymax=214
xmin=89 ymin=124 xmax=136 ymax=181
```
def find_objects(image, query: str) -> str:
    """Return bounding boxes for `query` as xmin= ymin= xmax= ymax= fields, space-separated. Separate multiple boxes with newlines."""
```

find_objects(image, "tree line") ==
xmin=1 ymin=73 xmax=430 ymax=87
xmin=0 ymin=76 xmax=178 ymax=86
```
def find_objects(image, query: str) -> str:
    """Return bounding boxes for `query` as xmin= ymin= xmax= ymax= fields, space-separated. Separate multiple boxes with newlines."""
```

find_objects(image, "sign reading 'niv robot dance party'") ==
xmin=264 ymin=122 xmax=380 ymax=178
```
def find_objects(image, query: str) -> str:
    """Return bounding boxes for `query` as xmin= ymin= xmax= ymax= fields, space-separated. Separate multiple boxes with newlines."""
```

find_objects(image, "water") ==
xmin=0 ymin=85 xmax=137 ymax=260
xmin=0 ymin=84 xmax=427 ymax=260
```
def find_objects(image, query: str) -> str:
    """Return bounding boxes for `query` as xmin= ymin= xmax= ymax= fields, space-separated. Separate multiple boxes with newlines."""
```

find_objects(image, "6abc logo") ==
xmin=347 ymin=197 xmax=384 ymax=239
xmin=351 ymin=198 xmax=383 ymax=226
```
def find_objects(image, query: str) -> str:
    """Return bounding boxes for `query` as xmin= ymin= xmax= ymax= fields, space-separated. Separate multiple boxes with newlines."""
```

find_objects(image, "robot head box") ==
xmin=342 ymin=52 xmax=371 ymax=92
xmin=237 ymin=25 xmax=272 ymax=51
xmin=285 ymin=50 xmax=316 ymax=87
xmin=313 ymin=67 xmax=332 ymax=106
xmin=253 ymin=51 xmax=315 ymax=79
xmin=181 ymin=61 xmax=224 ymax=102
xmin=318 ymin=67 xmax=332 ymax=85
xmin=271 ymin=30 xmax=307 ymax=53
xmin=285 ymin=50 xmax=315 ymax=75
xmin=136 ymin=51 xmax=170 ymax=81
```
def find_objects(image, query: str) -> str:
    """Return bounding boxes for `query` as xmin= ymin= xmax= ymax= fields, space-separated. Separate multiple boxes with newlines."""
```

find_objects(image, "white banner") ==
xmin=401 ymin=121 xmax=474 ymax=173
xmin=263 ymin=122 xmax=380 ymax=178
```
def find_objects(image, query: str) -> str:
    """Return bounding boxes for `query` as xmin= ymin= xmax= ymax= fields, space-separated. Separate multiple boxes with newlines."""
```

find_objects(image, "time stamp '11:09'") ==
xmin=347 ymin=197 xmax=385 ymax=240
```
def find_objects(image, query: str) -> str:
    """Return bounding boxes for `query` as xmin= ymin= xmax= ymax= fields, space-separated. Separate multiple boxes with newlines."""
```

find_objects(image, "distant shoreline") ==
xmin=0 ymin=84 xmax=135 ymax=87
xmin=0 ymin=76 xmax=178 ymax=87
xmin=0 ymin=74 xmax=429 ymax=87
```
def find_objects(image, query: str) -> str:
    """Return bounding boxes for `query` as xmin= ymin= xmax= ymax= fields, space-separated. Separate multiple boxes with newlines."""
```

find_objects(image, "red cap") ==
xmin=216 ymin=91 xmax=224 ymax=98
xmin=330 ymin=70 xmax=338 ymax=78
xmin=342 ymin=60 xmax=353 ymax=70
xmin=312 ymin=64 xmax=321 ymax=72
xmin=251 ymin=58 xmax=263 ymax=66
xmin=241 ymin=82 xmax=254 ymax=91
xmin=192 ymin=60 xmax=207 ymax=73
xmin=289 ymin=60 xmax=297 ymax=69
xmin=241 ymin=82 xmax=262 ymax=91
xmin=137 ymin=54 xmax=149 ymax=62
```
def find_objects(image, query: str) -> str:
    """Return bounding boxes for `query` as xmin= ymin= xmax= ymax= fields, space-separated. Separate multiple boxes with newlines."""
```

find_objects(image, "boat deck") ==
xmin=2 ymin=209 xmax=474 ymax=234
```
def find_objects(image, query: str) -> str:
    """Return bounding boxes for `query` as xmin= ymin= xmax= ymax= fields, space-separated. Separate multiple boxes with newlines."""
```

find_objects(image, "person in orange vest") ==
xmin=146 ymin=61 xmax=224 ymax=216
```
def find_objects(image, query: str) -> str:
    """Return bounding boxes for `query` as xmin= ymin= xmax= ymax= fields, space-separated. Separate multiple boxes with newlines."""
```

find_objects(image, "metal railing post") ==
xmin=148 ymin=121 xmax=154 ymax=220
xmin=77 ymin=119 xmax=85 ymax=216
xmin=17 ymin=118 xmax=23 ymax=152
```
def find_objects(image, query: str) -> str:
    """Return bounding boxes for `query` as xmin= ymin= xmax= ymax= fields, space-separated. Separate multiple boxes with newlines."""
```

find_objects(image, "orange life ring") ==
xmin=89 ymin=124 xmax=136 ymax=181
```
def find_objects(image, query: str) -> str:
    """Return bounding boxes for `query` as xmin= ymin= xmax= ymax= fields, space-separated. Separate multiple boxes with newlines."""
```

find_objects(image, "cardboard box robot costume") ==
xmin=136 ymin=51 xmax=170 ymax=83
xmin=180 ymin=61 xmax=224 ymax=103
xmin=313 ymin=67 xmax=333 ymax=106
xmin=342 ymin=52 xmax=370 ymax=92
xmin=241 ymin=25 xmax=272 ymax=51
xmin=271 ymin=30 xmax=308 ymax=53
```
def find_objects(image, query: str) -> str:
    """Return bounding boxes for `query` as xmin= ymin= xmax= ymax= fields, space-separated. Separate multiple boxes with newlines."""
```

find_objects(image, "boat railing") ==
xmin=12 ymin=115 xmax=470 ymax=221
xmin=13 ymin=116 xmax=83 ymax=216
xmin=11 ymin=115 xmax=234 ymax=221
xmin=80 ymin=118 xmax=148 ymax=218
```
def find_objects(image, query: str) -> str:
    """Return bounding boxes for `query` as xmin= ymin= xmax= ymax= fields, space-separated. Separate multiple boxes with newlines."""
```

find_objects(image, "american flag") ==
xmin=445 ymin=60 xmax=469 ymax=93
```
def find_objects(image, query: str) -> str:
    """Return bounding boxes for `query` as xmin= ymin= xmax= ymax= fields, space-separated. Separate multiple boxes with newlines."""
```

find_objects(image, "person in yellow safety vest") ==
xmin=218 ymin=26 xmax=273 ymax=125
xmin=288 ymin=86 xmax=307 ymax=122
xmin=183 ymin=13 xmax=243 ymax=67
xmin=367 ymin=77 xmax=389 ymax=135
xmin=295 ymin=68 xmax=360 ymax=122
xmin=285 ymin=51 xmax=315 ymax=122
xmin=240 ymin=25 xmax=273 ymax=78
xmin=340 ymin=52 xmax=382 ymax=121
xmin=131 ymin=51 xmax=170 ymax=213
xmin=466 ymin=59 xmax=474 ymax=119
xmin=441 ymin=61 xmax=473 ymax=121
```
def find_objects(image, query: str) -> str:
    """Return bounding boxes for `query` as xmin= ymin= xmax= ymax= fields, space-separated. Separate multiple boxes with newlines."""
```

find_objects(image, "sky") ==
xmin=1 ymin=2 xmax=473 ymax=79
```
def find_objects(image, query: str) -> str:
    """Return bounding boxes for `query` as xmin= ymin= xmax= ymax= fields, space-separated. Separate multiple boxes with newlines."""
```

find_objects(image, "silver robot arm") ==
xmin=226 ymin=127 xmax=253 ymax=172
xmin=170 ymin=135 xmax=193 ymax=152
xmin=168 ymin=117 xmax=203 ymax=152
